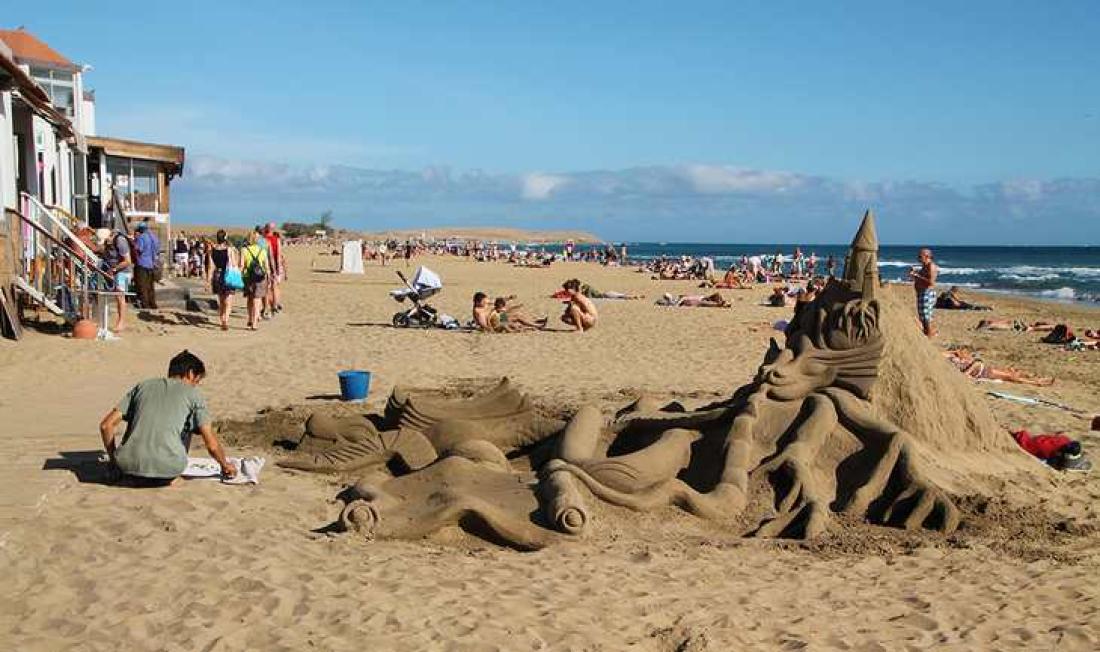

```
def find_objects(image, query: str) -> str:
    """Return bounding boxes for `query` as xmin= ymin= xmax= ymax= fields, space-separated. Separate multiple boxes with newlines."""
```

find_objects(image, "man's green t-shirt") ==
xmin=114 ymin=378 xmax=211 ymax=479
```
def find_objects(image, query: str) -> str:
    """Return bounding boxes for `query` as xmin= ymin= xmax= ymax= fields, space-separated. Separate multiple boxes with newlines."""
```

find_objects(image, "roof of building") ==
xmin=0 ymin=28 xmax=79 ymax=71
xmin=87 ymin=136 xmax=186 ymax=176
xmin=0 ymin=46 xmax=74 ymax=138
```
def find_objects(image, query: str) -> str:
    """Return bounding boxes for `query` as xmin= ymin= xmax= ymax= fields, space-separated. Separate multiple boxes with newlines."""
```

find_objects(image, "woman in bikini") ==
xmin=944 ymin=348 xmax=1054 ymax=386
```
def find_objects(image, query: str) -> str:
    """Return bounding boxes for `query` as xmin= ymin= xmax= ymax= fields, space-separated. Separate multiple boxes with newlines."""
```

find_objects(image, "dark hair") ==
xmin=493 ymin=297 xmax=507 ymax=309
xmin=216 ymin=229 xmax=227 ymax=244
xmin=168 ymin=350 xmax=206 ymax=379
xmin=562 ymin=279 xmax=581 ymax=292
xmin=473 ymin=292 xmax=487 ymax=304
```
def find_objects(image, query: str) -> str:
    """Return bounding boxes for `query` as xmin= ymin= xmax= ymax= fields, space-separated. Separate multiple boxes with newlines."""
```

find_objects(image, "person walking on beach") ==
xmin=241 ymin=231 xmax=270 ymax=331
xmin=99 ymin=350 xmax=237 ymax=486
xmin=263 ymin=223 xmax=285 ymax=316
xmin=206 ymin=230 xmax=239 ymax=331
xmin=909 ymin=248 xmax=939 ymax=337
xmin=133 ymin=220 xmax=160 ymax=309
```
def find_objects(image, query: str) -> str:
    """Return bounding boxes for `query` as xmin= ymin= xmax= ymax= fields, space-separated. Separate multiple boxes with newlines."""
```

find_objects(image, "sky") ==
xmin=10 ymin=1 xmax=1100 ymax=243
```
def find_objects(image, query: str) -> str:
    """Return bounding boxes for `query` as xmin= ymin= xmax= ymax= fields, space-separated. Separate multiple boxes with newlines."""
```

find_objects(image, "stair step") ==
xmin=13 ymin=277 xmax=65 ymax=316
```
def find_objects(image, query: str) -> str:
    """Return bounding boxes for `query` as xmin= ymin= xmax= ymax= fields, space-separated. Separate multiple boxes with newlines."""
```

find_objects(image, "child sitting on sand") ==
xmin=99 ymin=351 xmax=237 ymax=486
xmin=490 ymin=297 xmax=547 ymax=332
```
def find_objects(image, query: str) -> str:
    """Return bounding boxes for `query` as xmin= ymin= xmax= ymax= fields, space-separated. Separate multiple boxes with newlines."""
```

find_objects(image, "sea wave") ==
xmin=1001 ymin=265 xmax=1100 ymax=278
xmin=1000 ymin=273 xmax=1061 ymax=282
xmin=937 ymin=267 xmax=985 ymax=275
xmin=1039 ymin=287 xmax=1079 ymax=300
xmin=876 ymin=260 xmax=912 ymax=268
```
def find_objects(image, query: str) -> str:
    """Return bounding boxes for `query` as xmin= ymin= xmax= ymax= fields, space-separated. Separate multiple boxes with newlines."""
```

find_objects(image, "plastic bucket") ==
xmin=338 ymin=370 xmax=371 ymax=402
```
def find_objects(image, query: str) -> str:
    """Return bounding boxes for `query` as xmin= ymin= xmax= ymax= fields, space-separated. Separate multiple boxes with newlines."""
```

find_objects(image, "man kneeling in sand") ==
xmin=99 ymin=350 xmax=237 ymax=486
xmin=561 ymin=279 xmax=598 ymax=332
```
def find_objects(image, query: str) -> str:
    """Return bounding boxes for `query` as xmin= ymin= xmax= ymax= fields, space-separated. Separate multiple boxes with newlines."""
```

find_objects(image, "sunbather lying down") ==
xmin=700 ymin=269 xmax=753 ymax=290
xmin=944 ymin=348 xmax=1054 ymax=386
xmin=655 ymin=292 xmax=731 ymax=308
xmin=976 ymin=319 xmax=1057 ymax=332
xmin=936 ymin=286 xmax=992 ymax=311
xmin=550 ymin=284 xmax=643 ymax=300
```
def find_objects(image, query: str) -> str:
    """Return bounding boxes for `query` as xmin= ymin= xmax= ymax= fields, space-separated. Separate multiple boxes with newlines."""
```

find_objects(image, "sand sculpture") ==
xmin=281 ymin=211 xmax=976 ymax=548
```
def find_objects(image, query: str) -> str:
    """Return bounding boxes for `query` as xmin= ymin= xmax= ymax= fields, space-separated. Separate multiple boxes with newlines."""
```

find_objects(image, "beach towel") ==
xmin=183 ymin=456 xmax=266 ymax=484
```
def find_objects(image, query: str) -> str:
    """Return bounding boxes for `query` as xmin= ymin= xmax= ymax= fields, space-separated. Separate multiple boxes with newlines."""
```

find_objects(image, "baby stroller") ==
xmin=390 ymin=266 xmax=442 ymax=328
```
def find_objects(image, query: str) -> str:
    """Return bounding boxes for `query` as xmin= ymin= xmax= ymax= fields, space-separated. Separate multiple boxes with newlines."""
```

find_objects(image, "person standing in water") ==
xmin=909 ymin=248 xmax=939 ymax=337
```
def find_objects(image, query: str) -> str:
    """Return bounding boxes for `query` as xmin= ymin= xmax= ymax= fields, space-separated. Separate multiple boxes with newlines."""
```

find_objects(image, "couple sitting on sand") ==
xmin=700 ymin=266 xmax=753 ymax=290
xmin=472 ymin=293 xmax=548 ymax=332
xmin=472 ymin=280 xmax=598 ymax=333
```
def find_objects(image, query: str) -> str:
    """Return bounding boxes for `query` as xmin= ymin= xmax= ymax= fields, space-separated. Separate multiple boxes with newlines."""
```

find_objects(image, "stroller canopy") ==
xmin=410 ymin=266 xmax=443 ymax=292
xmin=390 ymin=266 xmax=444 ymax=299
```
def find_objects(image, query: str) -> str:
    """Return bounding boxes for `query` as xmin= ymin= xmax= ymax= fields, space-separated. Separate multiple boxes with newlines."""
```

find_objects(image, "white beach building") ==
xmin=0 ymin=27 xmax=185 ymax=330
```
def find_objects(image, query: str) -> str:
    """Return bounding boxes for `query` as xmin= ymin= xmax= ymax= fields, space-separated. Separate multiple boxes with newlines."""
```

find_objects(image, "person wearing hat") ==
xmin=102 ymin=223 xmax=134 ymax=332
xmin=133 ymin=219 xmax=160 ymax=310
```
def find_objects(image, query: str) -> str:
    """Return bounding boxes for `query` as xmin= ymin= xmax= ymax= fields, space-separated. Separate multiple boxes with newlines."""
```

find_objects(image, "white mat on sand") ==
xmin=183 ymin=456 xmax=266 ymax=485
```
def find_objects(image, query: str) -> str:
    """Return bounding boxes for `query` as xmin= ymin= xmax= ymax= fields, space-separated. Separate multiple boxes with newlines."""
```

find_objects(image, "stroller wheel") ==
xmin=392 ymin=312 xmax=410 ymax=328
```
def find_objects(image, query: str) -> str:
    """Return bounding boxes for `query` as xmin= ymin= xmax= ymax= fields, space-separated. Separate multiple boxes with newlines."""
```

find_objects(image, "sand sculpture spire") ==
xmin=843 ymin=209 xmax=880 ymax=299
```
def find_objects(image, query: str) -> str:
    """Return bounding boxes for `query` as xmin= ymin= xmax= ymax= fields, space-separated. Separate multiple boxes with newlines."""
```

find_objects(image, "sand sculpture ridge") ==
xmin=284 ymin=211 xmax=1008 ymax=549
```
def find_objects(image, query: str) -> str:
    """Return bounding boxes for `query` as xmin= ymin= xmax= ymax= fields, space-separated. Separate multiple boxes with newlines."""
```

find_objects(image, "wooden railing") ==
xmin=7 ymin=204 xmax=113 ymax=321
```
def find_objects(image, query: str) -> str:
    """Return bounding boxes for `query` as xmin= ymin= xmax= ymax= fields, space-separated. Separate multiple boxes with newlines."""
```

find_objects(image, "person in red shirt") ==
xmin=263 ymin=223 xmax=285 ymax=315
xmin=1012 ymin=430 xmax=1090 ymax=471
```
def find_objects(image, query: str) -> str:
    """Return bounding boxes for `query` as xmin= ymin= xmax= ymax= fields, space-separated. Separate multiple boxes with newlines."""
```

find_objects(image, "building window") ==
xmin=29 ymin=66 xmax=76 ymax=117
xmin=131 ymin=161 xmax=158 ymax=213
xmin=104 ymin=156 xmax=161 ymax=216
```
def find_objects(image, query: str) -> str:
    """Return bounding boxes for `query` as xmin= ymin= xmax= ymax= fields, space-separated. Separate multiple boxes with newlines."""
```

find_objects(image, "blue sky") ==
xmin=12 ymin=1 xmax=1100 ymax=243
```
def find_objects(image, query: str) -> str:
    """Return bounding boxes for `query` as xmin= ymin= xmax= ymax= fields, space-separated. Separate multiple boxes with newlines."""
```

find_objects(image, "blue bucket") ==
xmin=338 ymin=370 xmax=371 ymax=402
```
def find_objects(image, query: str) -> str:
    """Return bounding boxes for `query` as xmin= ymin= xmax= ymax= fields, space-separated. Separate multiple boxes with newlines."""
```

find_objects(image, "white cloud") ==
xmin=999 ymin=179 xmax=1044 ymax=201
xmin=173 ymin=155 xmax=1100 ymax=244
xmin=680 ymin=165 xmax=803 ymax=194
xmin=521 ymin=172 xmax=569 ymax=200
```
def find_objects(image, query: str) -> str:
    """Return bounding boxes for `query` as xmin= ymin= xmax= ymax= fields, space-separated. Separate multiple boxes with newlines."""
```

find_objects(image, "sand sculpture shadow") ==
xmin=278 ymin=211 xmax=1023 ymax=549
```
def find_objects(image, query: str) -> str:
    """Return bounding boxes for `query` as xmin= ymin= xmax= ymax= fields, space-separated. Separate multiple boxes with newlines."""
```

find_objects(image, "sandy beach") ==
xmin=2 ymin=245 xmax=1098 ymax=651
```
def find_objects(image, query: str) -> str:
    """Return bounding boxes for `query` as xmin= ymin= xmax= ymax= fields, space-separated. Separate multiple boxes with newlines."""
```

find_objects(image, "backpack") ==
xmin=245 ymin=246 xmax=267 ymax=283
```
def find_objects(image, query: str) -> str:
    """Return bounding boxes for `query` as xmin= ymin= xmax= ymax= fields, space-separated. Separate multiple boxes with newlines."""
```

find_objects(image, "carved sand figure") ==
xmin=290 ymin=212 xmax=1000 ymax=549
xmin=546 ymin=211 xmax=960 ymax=539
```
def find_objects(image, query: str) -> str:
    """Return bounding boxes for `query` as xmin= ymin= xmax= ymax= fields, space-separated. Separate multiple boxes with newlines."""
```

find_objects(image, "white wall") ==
xmin=80 ymin=97 xmax=96 ymax=136
xmin=0 ymin=91 xmax=15 ymax=211
xmin=73 ymin=71 xmax=95 ymax=136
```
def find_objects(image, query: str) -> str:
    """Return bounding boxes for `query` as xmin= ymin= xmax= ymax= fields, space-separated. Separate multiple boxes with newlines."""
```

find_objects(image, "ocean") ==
xmin=613 ymin=243 xmax=1100 ymax=304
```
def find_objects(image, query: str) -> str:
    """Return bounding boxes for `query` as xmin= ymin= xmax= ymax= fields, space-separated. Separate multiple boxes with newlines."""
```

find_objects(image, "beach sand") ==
xmin=1 ymin=246 xmax=1098 ymax=650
